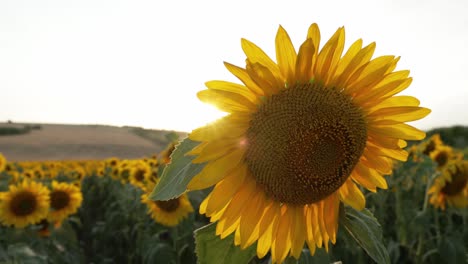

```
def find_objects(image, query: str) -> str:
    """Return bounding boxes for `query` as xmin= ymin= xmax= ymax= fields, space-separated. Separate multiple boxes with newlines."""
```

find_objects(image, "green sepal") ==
xmin=194 ymin=223 xmax=256 ymax=264
xmin=149 ymin=137 xmax=206 ymax=201
xmin=341 ymin=206 xmax=390 ymax=264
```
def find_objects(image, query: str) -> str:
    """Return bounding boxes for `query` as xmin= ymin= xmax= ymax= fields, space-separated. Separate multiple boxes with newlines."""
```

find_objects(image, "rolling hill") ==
xmin=0 ymin=123 xmax=186 ymax=162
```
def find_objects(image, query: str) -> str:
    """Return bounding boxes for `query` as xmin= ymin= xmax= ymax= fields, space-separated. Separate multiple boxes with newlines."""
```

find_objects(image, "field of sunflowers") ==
xmin=0 ymin=131 xmax=467 ymax=264
xmin=1 ymin=22 xmax=468 ymax=264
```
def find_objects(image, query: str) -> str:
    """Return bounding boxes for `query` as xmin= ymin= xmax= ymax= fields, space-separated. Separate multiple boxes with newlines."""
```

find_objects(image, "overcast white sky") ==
xmin=1 ymin=0 xmax=467 ymax=132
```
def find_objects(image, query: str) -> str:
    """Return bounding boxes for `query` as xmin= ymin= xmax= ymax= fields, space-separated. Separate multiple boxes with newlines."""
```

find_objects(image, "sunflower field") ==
xmin=1 ymin=132 xmax=467 ymax=264
xmin=1 ymin=22 xmax=468 ymax=264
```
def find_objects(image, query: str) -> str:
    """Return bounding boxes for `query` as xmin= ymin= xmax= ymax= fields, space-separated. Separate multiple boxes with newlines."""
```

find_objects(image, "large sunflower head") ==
xmin=428 ymin=160 xmax=468 ymax=210
xmin=0 ymin=181 xmax=50 ymax=228
xmin=186 ymin=23 xmax=430 ymax=263
xmin=141 ymin=191 xmax=194 ymax=227
xmin=48 ymin=181 xmax=83 ymax=223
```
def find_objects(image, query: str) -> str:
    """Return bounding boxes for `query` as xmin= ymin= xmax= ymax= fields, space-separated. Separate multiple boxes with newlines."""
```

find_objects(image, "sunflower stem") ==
xmin=172 ymin=225 xmax=180 ymax=264
xmin=415 ymin=171 xmax=437 ymax=263
xmin=433 ymin=208 xmax=441 ymax=245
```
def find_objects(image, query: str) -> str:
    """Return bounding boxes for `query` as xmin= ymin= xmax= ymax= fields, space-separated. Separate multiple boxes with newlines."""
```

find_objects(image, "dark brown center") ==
xmin=134 ymin=169 xmax=145 ymax=182
xmin=51 ymin=190 xmax=70 ymax=211
xmin=435 ymin=151 xmax=448 ymax=167
xmin=423 ymin=141 xmax=436 ymax=155
xmin=156 ymin=198 xmax=180 ymax=212
xmin=245 ymin=83 xmax=367 ymax=205
xmin=10 ymin=191 xmax=37 ymax=216
xmin=441 ymin=166 xmax=468 ymax=196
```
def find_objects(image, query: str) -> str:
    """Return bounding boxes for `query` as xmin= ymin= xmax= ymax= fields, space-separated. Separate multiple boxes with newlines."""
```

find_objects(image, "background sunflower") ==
xmin=0 ymin=181 xmax=50 ymax=228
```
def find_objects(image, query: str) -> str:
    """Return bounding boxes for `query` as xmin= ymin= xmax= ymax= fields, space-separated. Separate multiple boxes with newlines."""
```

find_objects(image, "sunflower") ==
xmin=429 ymin=145 xmax=461 ymax=170
xmin=141 ymin=191 xmax=193 ymax=227
xmin=422 ymin=134 xmax=443 ymax=156
xmin=186 ymin=23 xmax=430 ymax=263
xmin=0 ymin=181 xmax=50 ymax=228
xmin=105 ymin=157 xmax=120 ymax=168
xmin=428 ymin=161 xmax=468 ymax=210
xmin=129 ymin=162 xmax=152 ymax=189
xmin=48 ymin=181 xmax=83 ymax=223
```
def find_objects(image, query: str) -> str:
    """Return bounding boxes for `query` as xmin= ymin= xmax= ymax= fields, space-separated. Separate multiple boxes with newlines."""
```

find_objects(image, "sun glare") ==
xmin=181 ymin=103 xmax=227 ymax=132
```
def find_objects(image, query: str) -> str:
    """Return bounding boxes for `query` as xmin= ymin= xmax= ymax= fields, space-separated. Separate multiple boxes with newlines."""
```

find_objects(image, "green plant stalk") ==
xmin=415 ymin=172 xmax=436 ymax=264
xmin=172 ymin=225 xmax=180 ymax=264
xmin=395 ymin=187 xmax=407 ymax=246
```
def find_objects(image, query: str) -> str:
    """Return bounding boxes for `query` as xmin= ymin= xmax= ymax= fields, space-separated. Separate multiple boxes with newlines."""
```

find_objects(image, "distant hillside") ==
xmin=0 ymin=123 xmax=186 ymax=162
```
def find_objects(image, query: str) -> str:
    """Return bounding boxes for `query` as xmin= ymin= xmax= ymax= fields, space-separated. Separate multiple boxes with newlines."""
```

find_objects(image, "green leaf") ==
xmin=149 ymin=137 xmax=206 ymax=201
xmin=341 ymin=206 xmax=390 ymax=264
xmin=144 ymin=243 xmax=176 ymax=264
xmin=437 ymin=236 xmax=457 ymax=264
xmin=194 ymin=223 xmax=256 ymax=264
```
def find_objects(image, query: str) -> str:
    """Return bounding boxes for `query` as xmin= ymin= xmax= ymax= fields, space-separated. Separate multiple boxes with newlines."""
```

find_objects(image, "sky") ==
xmin=1 ymin=0 xmax=467 ymax=132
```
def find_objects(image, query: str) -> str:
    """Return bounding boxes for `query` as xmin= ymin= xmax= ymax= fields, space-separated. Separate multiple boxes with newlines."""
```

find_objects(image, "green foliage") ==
xmin=341 ymin=207 xmax=390 ymax=264
xmin=0 ymin=221 xmax=83 ymax=263
xmin=194 ymin=223 xmax=257 ymax=264
xmin=426 ymin=125 xmax=468 ymax=149
xmin=150 ymin=138 xmax=206 ymax=201
xmin=76 ymin=175 xmax=200 ymax=264
xmin=0 ymin=126 xmax=30 ymax=136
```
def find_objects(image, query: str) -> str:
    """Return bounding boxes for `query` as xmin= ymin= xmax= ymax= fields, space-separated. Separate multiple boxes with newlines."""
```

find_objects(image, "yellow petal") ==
xmin=219 ymin=178 xmax=256 ymax=238
xmin=189 ymin=113 xmax=250 ymax=142
xmin=368 ymin=107 xmax=431 ymax=123
xmin=295 ymin=38 xmax=315 ymax=83
xmin=192 ymin=138 xmax=240 ymax=163
xmin=205 ymin=164 xmax=248 ymax=216
xmin=224 ymin=62 xmax=264 ymax=96
xmin=310 ymin=204 xmax=322 ymax=247
xmin=304 ymin=206 xmax=317 ymax=254
xmin=339 ymin=180 xmax=366 ymax=210
xmin=306 ymin=23 xmax=321 ymax=50
xmin=366 ymin=143 xmax=408 ymax=162
xmin=333 ymin=42 xmax=376 ymax=88
xmin=362 ymin=150 xmax=393 ymax=174
xmin=368 ymin=123 xmax=426 ymax=140
xmin=272 ymin=206 xmax=292 ymax=264
xmin=246 ymin=61 xmax=283 ymax=96
xmin=205 ymin=80 xmax=259 ymax=104
xmin=188 ymin=148 xmax=245 ymax=190
xmin=323 ymin=194 xmax=339 ymax=243
xmin=275 ymin=25 xmax=297 ymax=84
xmin=290 ymin=206 xmax=306 ymax=258
xmin=367 ymin=132 xmax=403 ymax=149
xmin=346 ymin=56 xmax=396 ymax=94
xmin=257 ymin=204 xmax=280 ymax=259
xmin=306 ymin=23 xmax=320 ymax=76
xmin=197 ymin=89 xmax=256 ymax=113
xmin=317 ymin=201 xmax=330 ymax=251
xmin=315 ymin=27 xmax=345 ymax=84
xmin=354 ymin=71 xmax=411 ymax=104
xmin=199 ymin=192 xmax=211 ymax=214
xmin=241 ymin=38 xmax=282 ymax=81
xmin=239 ymin=188 xmax=265 ymax=248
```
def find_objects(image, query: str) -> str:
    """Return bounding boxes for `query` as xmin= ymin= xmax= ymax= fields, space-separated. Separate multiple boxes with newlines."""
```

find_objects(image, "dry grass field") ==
xmin=0 ymin=123 xmax=185 ymax=161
